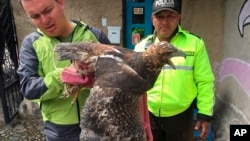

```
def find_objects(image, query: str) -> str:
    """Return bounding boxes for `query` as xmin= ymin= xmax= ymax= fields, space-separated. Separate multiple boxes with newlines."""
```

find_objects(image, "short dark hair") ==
xmin=19 ymin=0 xmax=59 ymax=9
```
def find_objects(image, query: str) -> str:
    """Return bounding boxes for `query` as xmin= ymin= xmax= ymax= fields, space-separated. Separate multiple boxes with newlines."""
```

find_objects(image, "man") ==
xmin=134 ymin=0 xmax=215 ymax=141
xmin=17 ymin=0 xmax=110 ymax=140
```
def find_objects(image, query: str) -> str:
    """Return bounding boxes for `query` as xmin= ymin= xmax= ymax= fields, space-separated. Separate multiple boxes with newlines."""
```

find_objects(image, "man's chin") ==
xmin=43 ymin=30 xmax=58 ymax=37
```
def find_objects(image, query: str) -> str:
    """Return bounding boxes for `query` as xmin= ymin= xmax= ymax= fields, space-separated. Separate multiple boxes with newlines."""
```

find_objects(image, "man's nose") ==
xmin=40 ymin=14 xmax=50 ymax=24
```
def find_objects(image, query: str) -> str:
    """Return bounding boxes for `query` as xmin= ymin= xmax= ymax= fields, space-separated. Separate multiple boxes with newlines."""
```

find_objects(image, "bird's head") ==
xmin=143 ymin=41 xmax=186 ymax=69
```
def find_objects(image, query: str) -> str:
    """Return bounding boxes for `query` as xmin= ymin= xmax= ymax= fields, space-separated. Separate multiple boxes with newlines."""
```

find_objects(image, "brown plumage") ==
xmin=54 ymin=41 xmax=185 ymax=141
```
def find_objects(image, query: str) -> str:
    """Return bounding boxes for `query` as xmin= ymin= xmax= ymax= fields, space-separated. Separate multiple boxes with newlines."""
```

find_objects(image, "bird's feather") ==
xmin=54 ymin=41 xmax=186 ymax=141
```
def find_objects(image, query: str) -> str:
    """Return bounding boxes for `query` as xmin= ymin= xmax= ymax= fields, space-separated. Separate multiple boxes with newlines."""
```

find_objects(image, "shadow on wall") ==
xmin=212 ymin=57 xmax=250 ymax=140
xmin=213 ymin=89 xmax=249 ymax=141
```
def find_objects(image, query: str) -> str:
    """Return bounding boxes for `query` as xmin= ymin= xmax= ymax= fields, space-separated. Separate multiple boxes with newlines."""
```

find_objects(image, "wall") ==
xmin=183 ymin=0 xmax=250 ymax=140
xmin=182 ymin=0 xmax=225 ymax=64
xmin=11 ymin=0 xmax=123 ymax=47
xmin=214 ymin=0 xmax=250 ymax=140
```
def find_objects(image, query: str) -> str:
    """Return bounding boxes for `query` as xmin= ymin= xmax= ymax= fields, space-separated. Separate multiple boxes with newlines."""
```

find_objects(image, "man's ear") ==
xmin=57 ymin=0 xmax=65 ymax=9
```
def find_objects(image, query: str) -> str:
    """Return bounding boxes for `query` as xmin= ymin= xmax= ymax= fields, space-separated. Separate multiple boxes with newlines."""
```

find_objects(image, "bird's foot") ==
xmin=61 ymin=83 xmax=80 ymax=104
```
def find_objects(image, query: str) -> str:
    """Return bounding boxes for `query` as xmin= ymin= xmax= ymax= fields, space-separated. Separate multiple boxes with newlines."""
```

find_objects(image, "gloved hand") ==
xmin=60 ymin=61 xmax=95 ymax=104
xmin=61 ymin=61 xmax=95 ymax=88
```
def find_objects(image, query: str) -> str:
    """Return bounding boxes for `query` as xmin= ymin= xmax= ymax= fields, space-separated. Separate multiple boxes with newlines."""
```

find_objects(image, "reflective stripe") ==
xmin=163 ymin=65 xmax=193 ymax=70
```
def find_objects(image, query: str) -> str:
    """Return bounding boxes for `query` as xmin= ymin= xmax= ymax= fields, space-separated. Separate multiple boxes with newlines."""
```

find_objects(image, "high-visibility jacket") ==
xmin=17 ymin=21 xmax=110 ymax=125
xmin=134 ymin=26 xmax=215 ymax=120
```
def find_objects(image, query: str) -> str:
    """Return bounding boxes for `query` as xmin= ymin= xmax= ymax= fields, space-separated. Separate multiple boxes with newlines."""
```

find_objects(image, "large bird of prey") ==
xmin=54 ymin=41 xmax=186 ymax=141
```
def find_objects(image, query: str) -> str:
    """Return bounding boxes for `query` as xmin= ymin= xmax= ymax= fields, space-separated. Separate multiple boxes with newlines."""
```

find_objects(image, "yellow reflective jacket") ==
xmin=134 ymin=26 xmax=215 ymax=119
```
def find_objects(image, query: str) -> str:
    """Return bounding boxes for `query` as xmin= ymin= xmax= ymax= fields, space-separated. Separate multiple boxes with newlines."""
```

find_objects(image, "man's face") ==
xmin=152 ymin=10 xmax=181 ymax=41
xmin=21 ymin=0 xmax=66 ymax=37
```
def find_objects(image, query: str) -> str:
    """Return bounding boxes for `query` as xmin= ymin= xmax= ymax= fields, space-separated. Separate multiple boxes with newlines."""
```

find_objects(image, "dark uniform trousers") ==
xmin=149 ymin=103 xmax=195 ymax=141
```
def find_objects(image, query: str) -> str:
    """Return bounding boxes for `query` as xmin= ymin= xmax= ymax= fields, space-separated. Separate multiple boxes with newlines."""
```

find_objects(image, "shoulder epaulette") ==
xmin=187 ymin=31 xmax=201 ymax=39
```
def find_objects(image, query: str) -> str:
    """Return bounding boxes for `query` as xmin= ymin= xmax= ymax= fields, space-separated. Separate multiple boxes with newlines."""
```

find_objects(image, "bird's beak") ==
xmin=168 ymin=49 xmax=186 ymax=69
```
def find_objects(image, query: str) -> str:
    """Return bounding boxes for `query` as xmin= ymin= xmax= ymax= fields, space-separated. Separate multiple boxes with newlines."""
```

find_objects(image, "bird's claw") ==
xmin=61 ymin=83 xmax=80 ymax=104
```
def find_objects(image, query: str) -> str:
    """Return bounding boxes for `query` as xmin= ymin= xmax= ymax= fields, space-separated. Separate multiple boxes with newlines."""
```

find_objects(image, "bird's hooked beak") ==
xmin=167 ymin=49 xmax=186 ymax=69
xmin=159 ymin=41 xmax=186 ymax=69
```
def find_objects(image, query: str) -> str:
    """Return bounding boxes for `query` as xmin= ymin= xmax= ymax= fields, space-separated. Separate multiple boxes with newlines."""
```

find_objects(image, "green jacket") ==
xmin=17 ymin=21 xmax=110 ymax=125
xmin=134 ymin=26 xmax=215 ymax=121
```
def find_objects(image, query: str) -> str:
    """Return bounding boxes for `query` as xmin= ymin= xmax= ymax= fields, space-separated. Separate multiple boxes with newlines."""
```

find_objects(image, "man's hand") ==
xmin=195 ymin=120 xmax=210 ymax=139
xmin=60 ymin=61 xmax=95 ymax=104
xmin=61 ymin=61 xmax=95 ymax=87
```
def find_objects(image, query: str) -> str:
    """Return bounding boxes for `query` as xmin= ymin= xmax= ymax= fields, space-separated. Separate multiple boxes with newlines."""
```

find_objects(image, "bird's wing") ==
xmin=54 ymin=42 xmax=120 ymax=62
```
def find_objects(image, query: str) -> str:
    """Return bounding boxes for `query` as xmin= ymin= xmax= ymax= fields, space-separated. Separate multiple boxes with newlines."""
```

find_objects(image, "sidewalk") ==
xmin=0 ymin=117 xmax=45 ymax=141
xmin=0 ymin=100 xmax=45 ymax=141
xmin=0 ymin=100 xmax=211 ymax=141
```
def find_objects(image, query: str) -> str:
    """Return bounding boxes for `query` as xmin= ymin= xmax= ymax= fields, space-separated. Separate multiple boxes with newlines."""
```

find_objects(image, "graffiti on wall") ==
xmin=217 ymin=0 xmax=250 ymax=95
xmin=238 ymin=0 xmax=250 ymax=37
xmin=213 ymin=1 xmax=250 ymax=139
xmin=216 ymin=58 xmax=250 ymax=96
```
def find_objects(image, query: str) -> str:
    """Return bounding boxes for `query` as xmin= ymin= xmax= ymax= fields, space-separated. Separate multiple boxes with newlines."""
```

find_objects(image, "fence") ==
xmin=0 ymin=0 xmax=22 ymax=124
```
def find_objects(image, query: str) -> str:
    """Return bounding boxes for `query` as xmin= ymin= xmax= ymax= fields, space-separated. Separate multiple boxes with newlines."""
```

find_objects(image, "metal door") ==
xmin=124 ymin=0 xmax=153 ymax=49
xmin=0 ymin=0 xmax=22 ymax=124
